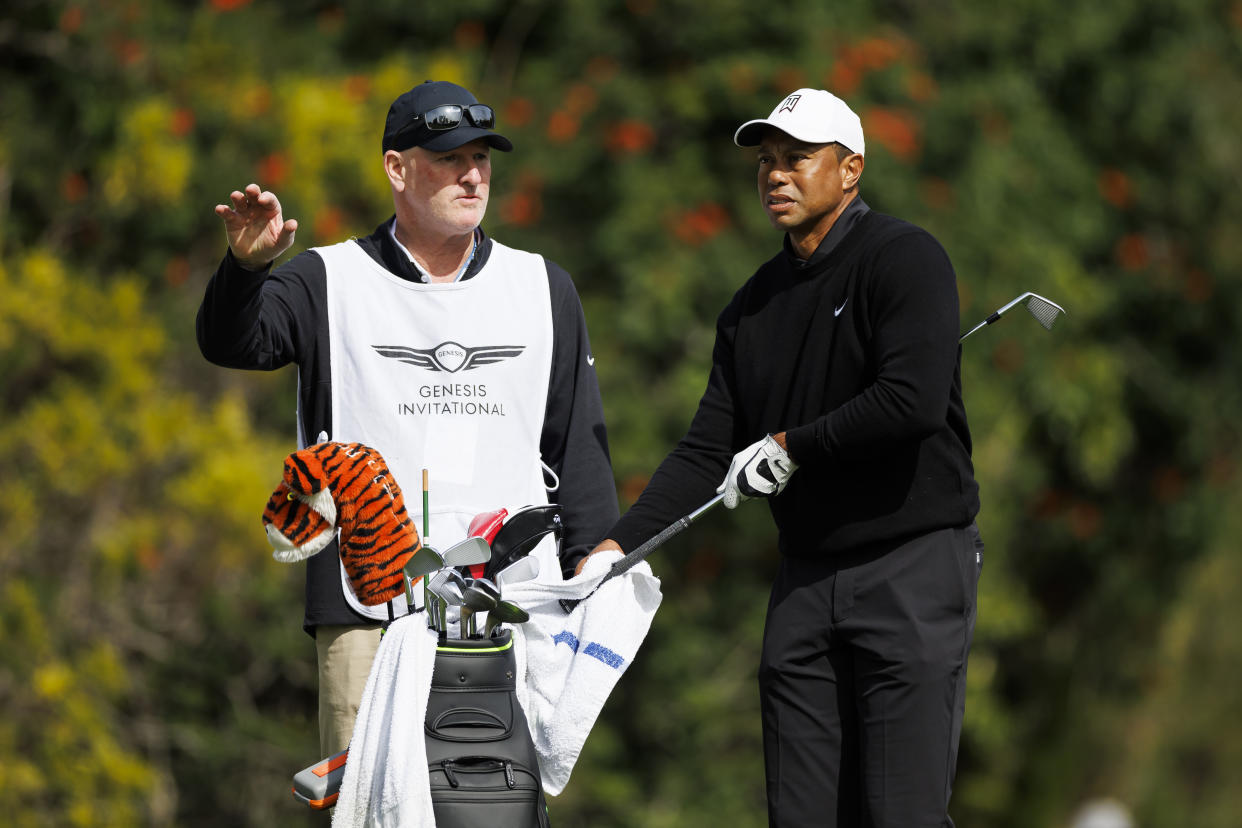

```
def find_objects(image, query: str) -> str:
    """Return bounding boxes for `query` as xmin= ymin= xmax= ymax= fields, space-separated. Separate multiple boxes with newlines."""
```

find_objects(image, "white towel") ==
xmin=501 ymin=551 xmax=663 ymax=795
xmin=332 ymin=616 xmax=438 ymax=828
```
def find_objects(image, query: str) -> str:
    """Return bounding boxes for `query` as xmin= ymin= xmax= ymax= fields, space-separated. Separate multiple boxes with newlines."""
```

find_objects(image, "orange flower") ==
xmin=864 ymin=107 xmax=921 ymax=159
xmin=211 ymin=0 xmax=251 ymax=10
xmin=505 ymin=97 xmax=535 ymax=128
xmin=258 ymin=153 xmax=290 ymax=188
xmin=587 ymin=57 xmax=619 ymax=83
xmin=344 ymin=75 xmax=370 ymax=103
xmin=673 ymin=203 xmax=730 ymax=246
xmin=774 ymin=66 xmax=807 ymax=94
xmin=455 ymin=20 xmax=486 ymax=49
xmin=502 ymin=191 xmax=543 ymax=227
xmin=170 ymin=107 xmax=195 ymax=137
xmin=729 ymin=63 xmax=758 ymax=95
xmin=62 ymin=172 xmax=88 ymax=203
xmin=921 ymin=177 xmax=954 ymax=210
xmin=111 ymin=37 xmax=143 ymax=66
xmin=59 ymin=6 xmax=84 ymax=33
xmin=165 ymin=257 xmax=190 ymax=287
xmin=606 ymin=120 xmax=656 ymax=155
xmin=828 ymin=60 xmax=861 ymax=96
xmin=1115 ymin=233 xmax=1148 ymax=270
xmin=906 ymin=72 xmax=938 ymax=103
xmin=566 ymin=83 xmax=598 ymax=116
xmin=314 ymin=207 xmax=343 ymax=241
xmin=854 ymin=36 xmax=904 ymax=69
xmin=546 ymin=110 xmax=579 ymax=143
xmin=1098 ymin=168 xmax=1132 ymax=208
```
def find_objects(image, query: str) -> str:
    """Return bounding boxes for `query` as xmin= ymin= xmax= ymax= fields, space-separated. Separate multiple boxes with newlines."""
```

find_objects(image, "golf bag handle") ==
xmin=559 ymin=493 xmax=724 ymax=613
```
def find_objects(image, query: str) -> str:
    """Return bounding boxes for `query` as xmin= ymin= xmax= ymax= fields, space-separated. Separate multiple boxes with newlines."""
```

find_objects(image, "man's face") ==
xmin=399 ymin=138 xmax=492 ymax=237
xmin=755 ymin=130 xmax=849 ymax=237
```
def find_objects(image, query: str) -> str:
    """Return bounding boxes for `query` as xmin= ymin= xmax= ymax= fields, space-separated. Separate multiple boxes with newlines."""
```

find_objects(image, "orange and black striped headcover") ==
xmin=262 ymin=441 xmax=421 ymax=606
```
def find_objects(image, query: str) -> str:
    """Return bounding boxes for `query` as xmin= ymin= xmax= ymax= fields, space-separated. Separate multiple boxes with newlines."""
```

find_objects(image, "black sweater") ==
xmin=608 ymin=206 xmax=979 ymax=558
xmin=197 ymin=220 xmax=619 ymax=629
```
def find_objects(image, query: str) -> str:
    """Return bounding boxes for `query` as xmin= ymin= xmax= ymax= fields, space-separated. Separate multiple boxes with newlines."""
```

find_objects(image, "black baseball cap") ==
xmin=382 ymin=80 xmax=514 ymax=154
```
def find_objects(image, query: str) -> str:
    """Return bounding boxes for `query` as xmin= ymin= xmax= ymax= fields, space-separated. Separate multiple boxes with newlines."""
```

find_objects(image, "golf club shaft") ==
xmin=560 ymin=493 xmax=725 ymax=613
xmin=959 ymin=312 xmax=999 ymax=342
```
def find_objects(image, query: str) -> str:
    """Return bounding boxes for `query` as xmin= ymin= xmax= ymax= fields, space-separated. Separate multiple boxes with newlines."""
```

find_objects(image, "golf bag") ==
xmin=292 ymin=630 xmax=550 ymax=827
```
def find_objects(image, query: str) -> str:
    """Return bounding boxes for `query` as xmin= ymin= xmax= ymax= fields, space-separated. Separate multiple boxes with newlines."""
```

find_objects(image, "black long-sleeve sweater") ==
xmin=608 ymin=205 xmax=979 ymax=558
xmin=197 ymin=219 xmax=619 ymax=630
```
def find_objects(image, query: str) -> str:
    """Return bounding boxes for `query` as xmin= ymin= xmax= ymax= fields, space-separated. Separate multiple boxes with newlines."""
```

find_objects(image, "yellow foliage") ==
xmin=33 ymin=662 xmax=74 ymax=701
xmin=101 ymin=98 xmax=193 ymax=207
xmin=1 ymin=243 xmax=294 ymax=822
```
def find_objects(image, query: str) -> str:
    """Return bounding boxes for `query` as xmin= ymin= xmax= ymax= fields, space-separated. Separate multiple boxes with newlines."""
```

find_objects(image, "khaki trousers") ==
xmin=315 ymin=624 xmax=383 ymax=756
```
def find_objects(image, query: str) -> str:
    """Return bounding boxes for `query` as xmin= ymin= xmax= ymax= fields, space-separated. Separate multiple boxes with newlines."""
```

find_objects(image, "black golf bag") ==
xmin=292 ymin=629 xmax=549 ymax=827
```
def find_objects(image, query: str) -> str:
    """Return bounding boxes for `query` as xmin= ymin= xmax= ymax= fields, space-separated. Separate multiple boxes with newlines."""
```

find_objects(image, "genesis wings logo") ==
xmin=372 ymin=341 xmax=525 ymax=373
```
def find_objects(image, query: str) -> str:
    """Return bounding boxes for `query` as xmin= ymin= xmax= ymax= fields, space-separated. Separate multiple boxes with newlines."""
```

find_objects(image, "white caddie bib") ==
xmin=315 ymin=239 xmax=555 ymax=620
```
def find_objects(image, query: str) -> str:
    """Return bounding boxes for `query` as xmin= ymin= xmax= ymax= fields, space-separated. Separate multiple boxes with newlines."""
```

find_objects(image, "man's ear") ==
xmin=384 ymin=149 xmax=409 ymax=192
xmin=841 ymin=153 xmax=864 ymax=191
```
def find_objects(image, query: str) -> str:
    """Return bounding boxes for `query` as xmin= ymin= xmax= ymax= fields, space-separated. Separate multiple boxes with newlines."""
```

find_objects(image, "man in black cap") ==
xmin=197 ymin=80 xmax=619 ymax=756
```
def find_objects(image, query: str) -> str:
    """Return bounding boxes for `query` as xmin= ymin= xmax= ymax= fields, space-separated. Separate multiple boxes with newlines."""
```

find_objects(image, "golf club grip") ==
xmin=558 ymin=516 xmax=692 ymax=613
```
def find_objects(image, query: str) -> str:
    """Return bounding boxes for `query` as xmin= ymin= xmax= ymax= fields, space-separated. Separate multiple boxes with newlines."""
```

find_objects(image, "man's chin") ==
xmin=448 ymin=205 xmax=487 ymax=234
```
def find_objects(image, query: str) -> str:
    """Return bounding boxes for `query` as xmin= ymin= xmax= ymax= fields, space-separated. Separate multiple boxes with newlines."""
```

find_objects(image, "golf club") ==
xmin=485 ymin=504 xmax=562 ymax=580
xmin=428 ymin=569 xmax=467 ymax=636
xmin=959 ymin=292 xmax=1066 ymax=342
xmin=443 ymin=536 xmax=492 ymax=569
xmin=559 ymin=493 xmax=724 ymax=613
xmin=485 ymin=600 xmax=530 ymax=637
xmin=403 ymin=543 xmax=444 ymax=613
xmin=461 ymin=577 xmax=500 ymax=638
xmin=464 ymin=507 xmax=508 ymax=579
xmin=495 ymin=555 xmax=540 ymax=589
xmin=561 ymin=291 xmax=1068 ymax=614
xmin=422 ymin=469 xmax=434 ymax=630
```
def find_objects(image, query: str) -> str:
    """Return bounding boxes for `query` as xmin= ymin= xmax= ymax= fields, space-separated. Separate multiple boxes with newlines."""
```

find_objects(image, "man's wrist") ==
xmin=228 ymin=247 xmax=273 ymax=273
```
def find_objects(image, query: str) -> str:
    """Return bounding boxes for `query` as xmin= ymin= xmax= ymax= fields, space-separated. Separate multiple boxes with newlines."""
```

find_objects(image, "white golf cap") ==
xmin=734 ymin=88 xmax=865 ymax=156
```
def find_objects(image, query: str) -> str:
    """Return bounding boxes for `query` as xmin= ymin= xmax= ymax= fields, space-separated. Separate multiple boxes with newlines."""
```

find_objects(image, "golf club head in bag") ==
xmin=485 ymin=503 xmax=563 ymax=580
xmin=495 ymin=555 xmax=540 ymax=589
xmin=463 ymin=508 xmax=508 ymax=579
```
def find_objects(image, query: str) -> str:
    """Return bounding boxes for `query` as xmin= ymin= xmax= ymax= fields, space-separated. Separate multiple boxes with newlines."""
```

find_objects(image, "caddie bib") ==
xmin=314 ymin=239 xmax=554 ymax=620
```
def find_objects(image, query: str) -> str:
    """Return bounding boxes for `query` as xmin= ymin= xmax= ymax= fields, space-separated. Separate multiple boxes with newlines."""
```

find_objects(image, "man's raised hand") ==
xmin=214 ymin=183 xmax=298 ymax=270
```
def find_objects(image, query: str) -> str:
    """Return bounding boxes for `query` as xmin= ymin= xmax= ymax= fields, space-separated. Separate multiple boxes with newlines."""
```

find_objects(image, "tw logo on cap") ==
xmin=778 ymin=94 xmax=802 ymax=113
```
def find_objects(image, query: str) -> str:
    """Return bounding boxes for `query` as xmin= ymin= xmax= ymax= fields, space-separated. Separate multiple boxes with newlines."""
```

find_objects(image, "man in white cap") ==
xmin=198 ymin=80 xmax=619 ymax=757
xmin=584 ymin=89 xmax=983 ymax=826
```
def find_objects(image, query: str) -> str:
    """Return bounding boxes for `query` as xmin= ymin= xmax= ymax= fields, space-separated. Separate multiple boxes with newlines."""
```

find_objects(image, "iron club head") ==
xmin=495 ymin=555 xmax=540 ymax=588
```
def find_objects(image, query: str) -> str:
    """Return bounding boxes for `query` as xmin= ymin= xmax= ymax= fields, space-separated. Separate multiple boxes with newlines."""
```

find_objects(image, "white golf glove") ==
xmin=717 ymin=435 xmax=799 ymax=510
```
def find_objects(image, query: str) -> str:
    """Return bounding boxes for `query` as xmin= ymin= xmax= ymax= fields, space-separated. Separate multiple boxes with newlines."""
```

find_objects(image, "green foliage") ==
xmin=3 ymin=0 xmax=1241 ymax=824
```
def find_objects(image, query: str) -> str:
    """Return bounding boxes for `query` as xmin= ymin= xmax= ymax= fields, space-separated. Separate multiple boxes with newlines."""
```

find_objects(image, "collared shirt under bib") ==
xmin=316 ymin=238 xmax=554 ymax=620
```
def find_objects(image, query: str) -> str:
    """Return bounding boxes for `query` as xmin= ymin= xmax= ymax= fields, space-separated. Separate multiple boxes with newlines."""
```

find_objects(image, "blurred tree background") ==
xmin=2 ymin=0 xmax=1240 ymax=825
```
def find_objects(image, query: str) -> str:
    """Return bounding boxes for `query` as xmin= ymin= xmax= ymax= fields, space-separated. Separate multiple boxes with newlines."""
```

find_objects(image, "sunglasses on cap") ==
xmin=413 ymin=103 xmax=496 ymax=131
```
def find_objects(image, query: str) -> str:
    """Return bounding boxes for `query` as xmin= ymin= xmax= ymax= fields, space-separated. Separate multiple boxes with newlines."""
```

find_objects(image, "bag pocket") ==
xmin=429 ymin=756 xmax=549 ymax=828
xmin=425 ymin=689 xmax=516 ymax=744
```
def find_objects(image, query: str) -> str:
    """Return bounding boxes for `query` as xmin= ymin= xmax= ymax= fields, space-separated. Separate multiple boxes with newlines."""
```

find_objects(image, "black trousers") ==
xmin=759 ymin=524 xmax=983 ymax=828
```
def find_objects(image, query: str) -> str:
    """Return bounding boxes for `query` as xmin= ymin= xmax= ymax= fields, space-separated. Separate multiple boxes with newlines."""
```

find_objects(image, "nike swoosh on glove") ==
xmin=716 ymin=435 xmax=799 ymax=510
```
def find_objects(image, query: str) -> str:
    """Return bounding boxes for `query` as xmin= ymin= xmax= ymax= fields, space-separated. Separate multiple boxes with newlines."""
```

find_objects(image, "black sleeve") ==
xmin=605 ymin=302 xmax=741 ymax=553
xmin=541 ymin=262 xmax=621 ymax=576
xmin=195 ymin=248 xmax=326 ymax=372
xmin=784 ymin=231 xmax=961 ymax=465
xmin=196 ymin=248 xmax=333 ymax=441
